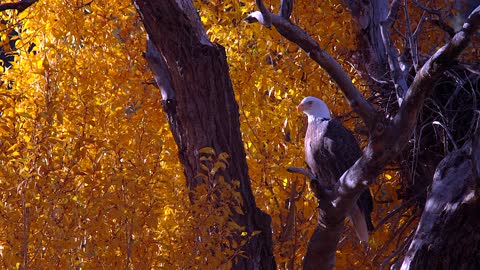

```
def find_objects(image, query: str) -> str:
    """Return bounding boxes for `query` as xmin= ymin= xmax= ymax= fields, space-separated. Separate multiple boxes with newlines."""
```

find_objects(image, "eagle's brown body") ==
xmin=298 ymin=96 xmax=374 ymax=242
xmin=305 ymin=118 xmax=374 ymax=232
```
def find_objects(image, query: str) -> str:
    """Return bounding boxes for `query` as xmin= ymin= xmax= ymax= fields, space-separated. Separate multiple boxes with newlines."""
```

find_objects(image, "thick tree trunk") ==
xmin=401 ymin=141 xmax=480 ymax=270
xmin=133 ymin=1 xmax=275 ymax=268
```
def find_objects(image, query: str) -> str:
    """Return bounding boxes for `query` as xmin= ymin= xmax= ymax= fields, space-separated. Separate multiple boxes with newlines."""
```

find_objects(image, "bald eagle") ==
xmin=298 ymin=96 xmax=374 ymax=242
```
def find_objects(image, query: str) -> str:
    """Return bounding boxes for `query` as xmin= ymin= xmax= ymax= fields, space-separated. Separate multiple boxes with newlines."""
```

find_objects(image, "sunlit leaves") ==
xmin=0 ymin=0 xmax=177 ymax=268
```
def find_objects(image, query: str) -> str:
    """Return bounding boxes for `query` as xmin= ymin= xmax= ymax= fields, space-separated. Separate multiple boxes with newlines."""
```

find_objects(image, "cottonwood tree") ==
xmin=135 ymin=0 xmax=479 ymax=269
xmin=1 ymin=0 xmax=479 ymax=269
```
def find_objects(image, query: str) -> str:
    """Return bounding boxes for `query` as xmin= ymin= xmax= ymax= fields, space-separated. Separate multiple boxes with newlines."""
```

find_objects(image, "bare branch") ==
xmin=286 ymin=166 xmax=315 ymax=179
xmin=432 ymin=121 xmax=458 ymax=150
xmin=279 ymin=0 xmax=292 ymax=20
xmin=412 ymin=11 xmax=427 ymax=39
xmin=374 ymin=191 xmax=424 ymax=230
xmin=381 ymin=231 xmax=414 ymax=270
xmin=428 ymin=18 xmax=455 ymax=37
xmin=0 ymin=0 xmax=38 ymax=13
xmin=472 ymin=111 xmax=480 ymax=190
xmin=248 ymin=0 xmax=378 ymax=129
xmin=380 ymin=0 xmax=409 ymax=104
xmin=413 ymin=0 xmax=455 ymax=37
xmin=255 ymin=0 xmax=271 ymax=27
xmin=403 ymin=0 xmax=420 ymax=71
xmin=144 ymin=35 xmax=175 ymax=101
xmin=394 ymin=4 xmax=480 ymax=150
xmin=287 ymin=166 xmax=335 ymax=201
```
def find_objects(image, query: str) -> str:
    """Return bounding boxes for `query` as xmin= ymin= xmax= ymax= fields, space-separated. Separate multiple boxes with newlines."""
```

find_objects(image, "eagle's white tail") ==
xmin=348 ymin=204 xmax=369 ymax=243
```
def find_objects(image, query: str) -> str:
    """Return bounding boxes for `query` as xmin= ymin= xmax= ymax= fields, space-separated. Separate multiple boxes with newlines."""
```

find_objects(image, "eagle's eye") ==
xmin=307 ymin=101 xmax=313 ymax=105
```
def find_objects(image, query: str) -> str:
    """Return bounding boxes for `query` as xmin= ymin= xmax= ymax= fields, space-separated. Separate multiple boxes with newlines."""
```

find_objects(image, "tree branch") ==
xmin=278 ymin=0 xmax=292 ymax=20
xmin=286 ymin=166 xmax=315 ymax=179
xmin=472 ymin=111 xmax=480 ymax=190
xmin=0 ymin=0 xmax=38 ymax=13
xmin=393 ymin=4 xmax=480 ymax=154
xmin=144 ymin=35 xmax=175 ymax=101
xmin=246 ymin=0 xmax=378 ymax=130
xmin=248 ymin=2 xmax=480 ymax=270
xmin=403 ymin=0 xmax=420 ymax=71
xmin=287 ymin=166 xmax=335 ymax=200
xmin=254 ymin=0 xmax=271 ymax=27
xmin=380 ymin=0 xmax=409 ymax=104
xmin=413 ymin=0 xmax=455 ymax=37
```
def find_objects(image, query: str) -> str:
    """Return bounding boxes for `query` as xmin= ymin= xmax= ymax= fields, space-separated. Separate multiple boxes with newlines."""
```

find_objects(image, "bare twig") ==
xmin=471 ymin=110 xmax=480 ymax=189
xmin=413 ymin=0 xmax=455 ymax=37
xmin=380 ymin=231 xmax=414 ymax=270
xmin=0 ymin=0 xmax=38 ymax=12
xmin=374 ymin=190 xmax=424 ymax=230
xmin=403 ymin=0 xmax=419 ymax=71
xmin=432 ymin=121 xmax=459 ymax=150
xmin=287 ymin=166 xmax=334 ymax=200
xmin=287 ymin=166 xmax=315 ymax=179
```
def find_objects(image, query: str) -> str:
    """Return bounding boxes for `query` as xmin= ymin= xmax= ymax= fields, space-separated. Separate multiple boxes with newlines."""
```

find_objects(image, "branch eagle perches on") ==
xmin=247 ymin=2 xmax=480 ymax=270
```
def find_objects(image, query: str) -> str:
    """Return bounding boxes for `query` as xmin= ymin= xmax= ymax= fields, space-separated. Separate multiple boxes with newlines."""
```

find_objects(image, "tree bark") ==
xmin=400 ymin=141 xmax=480 ymax=270
xmin=343 ymin=0 xmax=390 ymax=79
xmin=133 ymin=1 xmax=275 ymax=268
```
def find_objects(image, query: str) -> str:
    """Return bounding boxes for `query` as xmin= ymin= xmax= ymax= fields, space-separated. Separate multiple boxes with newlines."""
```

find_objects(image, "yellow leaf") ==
xmin=7 ymin=143 xmax=19 ymax=152
xmin=198 ymin=147 xmax=215 ymax=155
xmin=218 ymin=152 xmax=229 ymax=164
xmin=199 ymin=163 xmax=209 ymax=172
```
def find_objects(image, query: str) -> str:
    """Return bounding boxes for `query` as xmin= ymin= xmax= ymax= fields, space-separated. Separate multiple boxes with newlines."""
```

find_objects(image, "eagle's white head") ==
xmin=297 ymin=96 xmax=331 ymax=123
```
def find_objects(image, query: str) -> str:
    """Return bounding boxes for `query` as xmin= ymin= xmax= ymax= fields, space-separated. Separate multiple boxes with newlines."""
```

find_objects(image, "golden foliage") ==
xmin=0 ymin=0 xmax=178 ymax=268
xmin=2 ymin=0 xmax=467 ymax=269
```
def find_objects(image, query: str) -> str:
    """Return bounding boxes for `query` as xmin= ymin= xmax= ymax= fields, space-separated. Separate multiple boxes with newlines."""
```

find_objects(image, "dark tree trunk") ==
xmin=133 ymin=1 xmax=275 ymax=268
xmin=401 ymin=141 xmax=480 ymax=270
xmin=344 ymin=0 xmax=389 ymax=78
